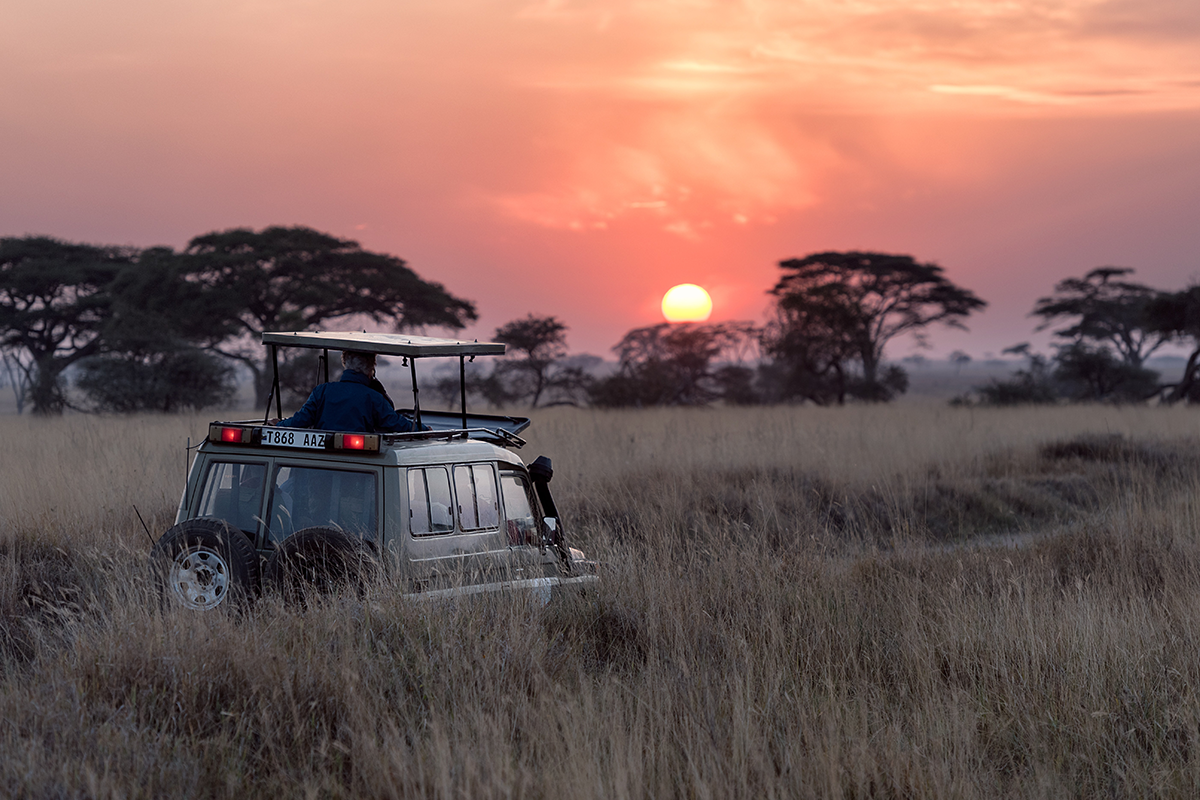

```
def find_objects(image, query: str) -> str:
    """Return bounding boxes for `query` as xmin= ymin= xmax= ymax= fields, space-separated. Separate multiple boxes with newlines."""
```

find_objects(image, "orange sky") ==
xmin=3 ymin=0 xmax=1200 ymax=359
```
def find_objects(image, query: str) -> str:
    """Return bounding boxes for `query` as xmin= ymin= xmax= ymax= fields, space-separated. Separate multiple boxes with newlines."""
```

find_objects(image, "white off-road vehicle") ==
xmin=150 ymin=331 xmax=597 ymax=610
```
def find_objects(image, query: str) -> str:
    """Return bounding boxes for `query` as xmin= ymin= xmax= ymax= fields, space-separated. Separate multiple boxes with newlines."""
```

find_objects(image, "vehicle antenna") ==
xmin=132 ymin=505 xmax=156 ymax=548
xmin=262 ymin=386 xmax=275 ymax=424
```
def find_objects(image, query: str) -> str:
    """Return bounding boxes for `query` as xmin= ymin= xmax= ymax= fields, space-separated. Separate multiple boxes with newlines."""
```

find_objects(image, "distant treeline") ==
xmin=4 ymin=229 xmax=1196 ymax=413
xmin=463 ymin=260 xmax=1200 ymax=409
xmin=956 ymin=268 xmax=1200 ymax=406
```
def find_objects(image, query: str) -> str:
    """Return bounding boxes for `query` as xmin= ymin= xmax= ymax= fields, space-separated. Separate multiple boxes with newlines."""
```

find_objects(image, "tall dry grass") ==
xmin=2 ymin=404 xmax=1200 ymax=797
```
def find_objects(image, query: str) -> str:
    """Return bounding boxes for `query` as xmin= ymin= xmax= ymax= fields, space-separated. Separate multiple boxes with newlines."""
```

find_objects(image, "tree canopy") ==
xmin=184 ymin=226 xmax=478 ymax=405
xmin=590 ymin=322 xmax=757 ymax=407
xmin=764 ymin=251 xmax=985 ymax=403
xmin=1032 ymin=267 xmax=1168 ymax=368
xmin=487 ymin=315 xmax=572 ymax=407
xmin=103 ymin=246 xmax=236 ymax=353
xmin=968 ymin=266 xmax=1175 ymax=405
xmin=73 ymin=247 xmax=239 ymax=413
xmin=1143 ymin=287 xmax=1200 ymax=402
xmin=0 ymin=236 xmax=131 ymax=413
xmin=0 ymin=228 xmax=478 ymax=414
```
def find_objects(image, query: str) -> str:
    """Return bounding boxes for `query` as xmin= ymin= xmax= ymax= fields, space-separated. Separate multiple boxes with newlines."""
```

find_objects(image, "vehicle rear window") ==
xmin=197 ymin=461 xmax=267 ymax=536
xmin=267 ymin=465 xmax=377 ymax=542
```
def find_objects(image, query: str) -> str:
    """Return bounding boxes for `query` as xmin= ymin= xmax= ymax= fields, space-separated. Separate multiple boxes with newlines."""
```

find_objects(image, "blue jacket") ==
xmin=277 ymin=370 xmax=422 ymax=433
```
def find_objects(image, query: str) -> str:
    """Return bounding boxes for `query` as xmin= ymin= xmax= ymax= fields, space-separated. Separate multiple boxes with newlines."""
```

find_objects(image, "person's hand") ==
xmin=265 ymin=418 xmax=281 ymax=426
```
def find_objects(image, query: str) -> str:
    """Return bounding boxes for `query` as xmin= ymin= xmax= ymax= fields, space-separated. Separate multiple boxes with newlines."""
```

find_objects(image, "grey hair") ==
xmin=341 ymin=351 xmax=376 ymax=375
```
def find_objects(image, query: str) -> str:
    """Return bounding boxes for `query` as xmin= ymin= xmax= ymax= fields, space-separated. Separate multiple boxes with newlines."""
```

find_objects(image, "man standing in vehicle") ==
xmin=273 ymin=351 xmax=427 ymax=433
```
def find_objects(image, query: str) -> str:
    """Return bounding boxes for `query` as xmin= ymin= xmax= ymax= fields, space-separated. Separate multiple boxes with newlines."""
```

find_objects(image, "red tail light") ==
xmin=332 ymin=432 xmax=380 ymax=452
xmin=208 ymin=424 xmax=252 ymax=444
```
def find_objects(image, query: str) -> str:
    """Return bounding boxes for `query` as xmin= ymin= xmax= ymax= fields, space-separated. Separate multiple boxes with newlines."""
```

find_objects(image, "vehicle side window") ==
xmin=197 ymin=461 xmax=267 ymax=536
xmin=408 ymin=467 xmax=454 ymax=536
xmin=500 ymin=471 xmax=538 ymax=546
xmin=454 ymin=464 xmax=500 ymax=531
xmin=267 ymin=465 xmax=377 ymax=542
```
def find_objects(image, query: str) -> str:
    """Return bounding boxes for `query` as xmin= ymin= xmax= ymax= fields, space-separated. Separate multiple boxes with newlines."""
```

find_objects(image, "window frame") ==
xmin=407 ymin=462 xmax=503 ymax=538
xmin=453 ymin=463 xmax=500 ymax=533
xmin=407 ymin=465 xmax=456 ymax=537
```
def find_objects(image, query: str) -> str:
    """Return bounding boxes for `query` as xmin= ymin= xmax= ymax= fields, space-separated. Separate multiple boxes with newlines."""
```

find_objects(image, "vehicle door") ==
xmin=498 ymin=466 xmax=555 ymax=578
xmin=403 ymin=461 xmax=507 ymax=588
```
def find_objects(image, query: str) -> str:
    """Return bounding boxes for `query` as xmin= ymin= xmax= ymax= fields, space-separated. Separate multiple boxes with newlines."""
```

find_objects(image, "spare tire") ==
xmin=264 ymin=526 xmax=378 ymax=603
xmin=150 ymin=519 xmax=260 ymax=611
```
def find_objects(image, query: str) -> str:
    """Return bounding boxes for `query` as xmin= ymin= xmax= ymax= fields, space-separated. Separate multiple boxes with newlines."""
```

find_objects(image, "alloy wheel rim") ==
xmin=169 ymin=546 xmax=230 ymax=610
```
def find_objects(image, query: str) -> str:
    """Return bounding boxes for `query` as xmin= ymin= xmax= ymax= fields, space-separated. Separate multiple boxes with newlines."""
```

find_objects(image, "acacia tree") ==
xmin=184 ymin=226 xmax=477 ymax=405
xmin=488 ymin=315 xmax=569 ymax=407
xmin=1033 ymin=267 xmax=1168 ymax=368
xmin=759 ymin=300 xmax=858 ymax=404
xmin=590 ymin=321 xmax=758 ymax=407
xmin=766 ymin=251 xmax=986 ymax=401
xmin=1144 ymin=287 xmax=1200 ymax=402
xmin=74 ymin=247 xmax=238 ymax=412
xmin=0 ymin=236 xmax=131 ymax=414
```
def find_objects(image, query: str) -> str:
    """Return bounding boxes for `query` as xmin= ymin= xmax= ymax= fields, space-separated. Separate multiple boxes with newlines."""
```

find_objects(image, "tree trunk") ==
xmin=859 ymin=342 xmax=879 ymax=387
xmin=29 ymin=358 xmax=66 ymax=415
xmin=530 ymin=368 xmax=548 ymax=408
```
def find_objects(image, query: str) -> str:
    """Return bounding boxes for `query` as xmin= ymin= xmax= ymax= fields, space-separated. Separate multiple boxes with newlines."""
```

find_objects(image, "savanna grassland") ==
xmin=4 ymin=404 xmax=1200 ymax=798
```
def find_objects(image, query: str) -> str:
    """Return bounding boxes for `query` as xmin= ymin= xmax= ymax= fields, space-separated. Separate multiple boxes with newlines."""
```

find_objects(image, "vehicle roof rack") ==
xmin=260 ymin=330 xmax=508 ymax=432
xmin=383 ymin=427 xmax=527 ymax=449
xmin=261 ymin=331 xmax=505 ymax=358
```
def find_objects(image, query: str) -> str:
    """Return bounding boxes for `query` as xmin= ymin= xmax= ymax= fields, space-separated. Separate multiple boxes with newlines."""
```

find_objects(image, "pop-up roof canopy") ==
xmin=262 ymin=331 xmax=505 ymax=359
xmin=260 ymin=330 xmax=510 ymax=438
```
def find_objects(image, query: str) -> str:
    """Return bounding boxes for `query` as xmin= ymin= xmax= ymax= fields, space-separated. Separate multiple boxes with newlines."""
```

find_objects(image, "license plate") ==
xmin=260 ymin=428 xmax=329 ymax=450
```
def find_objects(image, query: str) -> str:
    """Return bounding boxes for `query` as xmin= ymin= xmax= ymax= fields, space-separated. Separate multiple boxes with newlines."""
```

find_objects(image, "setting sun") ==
xmin=662 ymin=284 xmax=713 ymax=323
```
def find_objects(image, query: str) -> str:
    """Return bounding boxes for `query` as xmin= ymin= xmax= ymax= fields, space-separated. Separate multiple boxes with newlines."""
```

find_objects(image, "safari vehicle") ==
xmin=150 ymin=330 xmax=597 ymax=610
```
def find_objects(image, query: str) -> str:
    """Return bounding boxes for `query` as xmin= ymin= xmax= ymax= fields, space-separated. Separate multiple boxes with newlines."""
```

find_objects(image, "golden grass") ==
xmin=0 ymin=412 xmax=208 ymax=544
xmin=3 ymin=403 xmax=1200 ymax=797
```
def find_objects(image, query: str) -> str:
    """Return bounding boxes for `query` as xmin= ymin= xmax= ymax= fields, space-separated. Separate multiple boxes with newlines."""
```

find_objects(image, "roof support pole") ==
xmin=410 ymin=357 xmax=422 ymax=429
xmin=460 ymin=355 xmax=468 ymax=430
xmin=272 ymin=344 xmax=283 ymax=420
xmin=321 ymin=348 xmax=330 ymax=383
